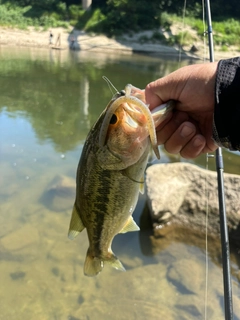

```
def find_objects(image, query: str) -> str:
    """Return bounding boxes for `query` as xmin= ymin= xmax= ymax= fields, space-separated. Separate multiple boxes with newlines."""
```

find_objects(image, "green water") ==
xmin=0 ymin=47 xmax=239 ymax=319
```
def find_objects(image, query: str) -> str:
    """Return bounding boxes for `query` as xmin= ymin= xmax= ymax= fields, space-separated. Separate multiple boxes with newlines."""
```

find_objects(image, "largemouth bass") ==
xmin=68 ymin=84 xmax=172 ymax=277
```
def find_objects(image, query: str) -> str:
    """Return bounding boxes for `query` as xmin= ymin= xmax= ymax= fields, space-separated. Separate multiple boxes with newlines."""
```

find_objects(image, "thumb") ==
xmin=145 ymin=78 xmax=172 ymax=110
xmin=145 ymin=65 xmax=192 ymax=110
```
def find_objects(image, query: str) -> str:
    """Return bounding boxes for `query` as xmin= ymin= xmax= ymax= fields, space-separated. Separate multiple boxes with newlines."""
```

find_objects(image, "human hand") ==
xmin=145 ymin=62 xmax=219 ymax=158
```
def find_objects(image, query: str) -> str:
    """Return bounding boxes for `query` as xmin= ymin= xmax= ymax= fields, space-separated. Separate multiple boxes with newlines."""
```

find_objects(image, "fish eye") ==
xmin=110 ymin=114 xmax=118 ymax=124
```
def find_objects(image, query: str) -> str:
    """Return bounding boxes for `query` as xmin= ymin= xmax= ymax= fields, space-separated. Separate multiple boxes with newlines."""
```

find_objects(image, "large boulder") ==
xmin=145 ymin=163 xmax=240 ymax=245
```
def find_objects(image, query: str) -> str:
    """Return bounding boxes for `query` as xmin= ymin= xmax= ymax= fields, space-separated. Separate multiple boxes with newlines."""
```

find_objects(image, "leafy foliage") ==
xmin=97 ymin=0 xmax=160 ymax=36
xmin=1 ymin=0 xmax=240 ymax=46
xmin=0 ymin=1 xmax=70 ymax=28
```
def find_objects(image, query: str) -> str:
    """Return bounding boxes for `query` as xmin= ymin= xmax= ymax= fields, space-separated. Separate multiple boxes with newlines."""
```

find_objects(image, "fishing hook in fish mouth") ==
xmin=98 ymin=84 xmax=160 ymax=159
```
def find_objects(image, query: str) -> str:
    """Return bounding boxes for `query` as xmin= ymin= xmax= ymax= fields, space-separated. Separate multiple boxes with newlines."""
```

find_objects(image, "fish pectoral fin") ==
xmin=139 ymin=175 xmax=145 ymax=194
xmin=68 ymin=204 xmax=85 ymax=240
xmin=119 ymin=216 xmax=140 ymax=233
xmin=139 ymin=182 xmax=144 ymax=194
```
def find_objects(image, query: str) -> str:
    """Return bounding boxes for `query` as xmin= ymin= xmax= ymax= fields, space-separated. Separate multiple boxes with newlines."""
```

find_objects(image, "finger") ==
xmin=164 ymin=122 xmax=197 ymax=154
xmin=180 ymin=135 xmax=206 ymax=159
xmin=202 ymin=128 xmax=219 ymax=153
xmin=156 ymin=111 xmax=190 ymax=145
xmin=202 ymin=139 xmax=218 ymax=154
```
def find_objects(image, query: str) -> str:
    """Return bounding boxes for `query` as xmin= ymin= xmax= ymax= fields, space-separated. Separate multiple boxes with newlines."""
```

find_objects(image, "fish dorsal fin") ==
xmin=119 ymin=216 xmax=140 ymax=234
xmin=68 ymin=204 xmax=85 ymax=240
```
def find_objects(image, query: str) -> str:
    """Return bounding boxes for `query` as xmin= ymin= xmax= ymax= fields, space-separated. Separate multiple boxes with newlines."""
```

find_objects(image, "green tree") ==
xmin=98 ymin=0 xmax=160 ymax=36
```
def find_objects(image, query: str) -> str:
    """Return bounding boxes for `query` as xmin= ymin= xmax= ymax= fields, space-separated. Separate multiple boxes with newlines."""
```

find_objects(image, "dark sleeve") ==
xmin=213 ymin=56 xmax=240 ymax=151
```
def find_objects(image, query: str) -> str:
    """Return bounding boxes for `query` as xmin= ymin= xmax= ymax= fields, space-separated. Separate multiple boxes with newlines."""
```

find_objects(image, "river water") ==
xmin=0 ymin=46 xmax=239 ymax=319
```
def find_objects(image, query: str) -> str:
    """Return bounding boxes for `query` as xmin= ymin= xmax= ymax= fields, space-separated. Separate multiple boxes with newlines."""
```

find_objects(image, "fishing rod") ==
xmin=205 ymin=0 xmax=233 ymax=319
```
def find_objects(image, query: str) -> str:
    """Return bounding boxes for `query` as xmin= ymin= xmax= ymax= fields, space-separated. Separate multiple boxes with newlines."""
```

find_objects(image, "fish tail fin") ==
xmin=104 ymin=253 xmax=126 ymax=272
xmin=84 ymin=250 xmax=125 ymax=277
xmin=84 ymin=249 xmax=104 ymax=277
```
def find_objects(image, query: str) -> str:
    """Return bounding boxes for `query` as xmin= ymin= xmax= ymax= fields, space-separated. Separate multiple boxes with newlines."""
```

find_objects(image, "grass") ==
xmin=154 ymin=12 xmax=240 ymax=50
xmin=169 ymin=13 xmax=240 ymax=46
xmin=0 ymin=3 xmax=70 ymax=30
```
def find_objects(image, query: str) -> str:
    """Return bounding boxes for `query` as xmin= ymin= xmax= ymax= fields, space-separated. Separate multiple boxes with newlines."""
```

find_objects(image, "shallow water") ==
xmin=0 ymin=47 xmax=240 ymax=319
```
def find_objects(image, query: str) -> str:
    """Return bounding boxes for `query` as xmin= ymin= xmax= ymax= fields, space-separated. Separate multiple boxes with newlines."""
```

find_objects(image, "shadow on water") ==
xmin=0 ymin=47 xmax=240 ymax=319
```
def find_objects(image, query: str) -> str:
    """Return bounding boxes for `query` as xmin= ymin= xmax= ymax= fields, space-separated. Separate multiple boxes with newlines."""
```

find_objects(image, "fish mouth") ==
xmin=124 ymin=111 xmax=139 ymax=129
xmin=99 ymin=85 xmax=160 ymax=159
xmin=122 ymin=103 xmax=143 ymax=129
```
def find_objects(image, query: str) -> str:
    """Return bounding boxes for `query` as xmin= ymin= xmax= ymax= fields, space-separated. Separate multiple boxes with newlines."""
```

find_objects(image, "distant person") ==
xmin=70 ymin=35 xmax=75 ymax=50
xmin=55 ymin=33 xmax=61 ymax=47
xmin=49 ymin=30 xmax=53 ymax=45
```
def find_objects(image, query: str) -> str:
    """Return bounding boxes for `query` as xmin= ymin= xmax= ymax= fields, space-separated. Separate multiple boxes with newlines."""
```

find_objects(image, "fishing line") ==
xmin=202 ymin=2 xmax=209 ymax=319
xmin=180 ymin=2 xmax=211 ymax=318
xmin=178 ymin=0 xmax=187 ymax=64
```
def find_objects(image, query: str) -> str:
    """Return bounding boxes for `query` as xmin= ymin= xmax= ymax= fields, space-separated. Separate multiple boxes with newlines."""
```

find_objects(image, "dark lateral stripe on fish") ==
xmin=91 ymin=169 xmax=112 ymax=252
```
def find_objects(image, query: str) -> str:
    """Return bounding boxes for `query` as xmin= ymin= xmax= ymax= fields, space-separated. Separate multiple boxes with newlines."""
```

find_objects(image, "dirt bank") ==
xmin=0 ymin=26 xmax=239 ymax=61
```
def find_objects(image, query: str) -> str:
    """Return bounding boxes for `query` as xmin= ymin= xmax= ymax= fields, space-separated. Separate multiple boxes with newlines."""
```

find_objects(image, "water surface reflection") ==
xmin=0 ymin=47 xmax=239 ymax=319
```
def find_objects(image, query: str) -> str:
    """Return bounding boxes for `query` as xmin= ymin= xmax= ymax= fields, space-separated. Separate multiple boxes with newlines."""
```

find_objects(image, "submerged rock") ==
xmin=146 ymin=163 xmax=240 ymax=245
xmin=10 ymin=271 xmax=26 ymax=280
xmin=40 ymin=175 xmax=75 ymax=212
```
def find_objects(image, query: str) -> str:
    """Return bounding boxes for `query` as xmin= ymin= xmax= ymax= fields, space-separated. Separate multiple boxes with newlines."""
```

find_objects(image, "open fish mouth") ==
xmin=123 ymin=111 xmax=139 ymax=129
xmin=99 ymin=84 xmax=160 ymax=159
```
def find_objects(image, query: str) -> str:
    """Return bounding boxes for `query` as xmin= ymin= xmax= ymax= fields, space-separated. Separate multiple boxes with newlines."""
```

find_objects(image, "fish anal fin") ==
xmin=119 ymin=216 xmax=140 ymax=234
xmin=68 ymin=204 xmax=85 ymax=240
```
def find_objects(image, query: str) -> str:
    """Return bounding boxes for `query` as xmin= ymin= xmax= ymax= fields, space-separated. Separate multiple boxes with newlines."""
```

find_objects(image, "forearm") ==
xmin=213 ymin=56 xmax=240 ymax=151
